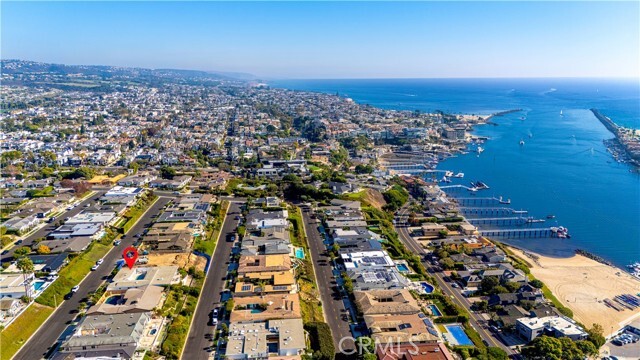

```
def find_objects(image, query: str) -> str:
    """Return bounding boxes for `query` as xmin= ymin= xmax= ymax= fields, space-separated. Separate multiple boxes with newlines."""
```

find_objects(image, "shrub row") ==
xmin=305 ymin=322 xmax=335 ymax=360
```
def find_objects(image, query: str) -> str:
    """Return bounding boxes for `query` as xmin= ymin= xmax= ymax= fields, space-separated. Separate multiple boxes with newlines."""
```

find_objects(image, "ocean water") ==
xmin=271 ymin=78 xmax=640 ymax=268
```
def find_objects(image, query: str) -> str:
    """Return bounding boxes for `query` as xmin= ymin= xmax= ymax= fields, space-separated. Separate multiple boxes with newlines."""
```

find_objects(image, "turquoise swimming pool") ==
xmin=428 ymin=304 xmax=442 ymax=316
xmin=396 ymin=264 xmax=409 ymax=272
xmin=445 ymin=324 xmax=473 ymax=346
xmin=33 ymin=281 xmax=45 ymax=291
xmin=295 ymin=248 xmax=305 ymax=259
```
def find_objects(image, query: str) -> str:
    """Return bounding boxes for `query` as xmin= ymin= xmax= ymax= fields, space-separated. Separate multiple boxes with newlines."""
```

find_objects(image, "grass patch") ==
xmin=194 ymin=201 xmax=227 ymax=255
xmin=159 ymin=285 xmax=202 ymax=359
xmin=288 ymin=206 xmax=305 ymax=247
xmin=0 ymin=303 xmax=54 ymax=360
xmin=463 ymin=322 xmax=486 ymax=349
xmin=36 ymin=242 xmax=111 ymax=307
xmin=290 ymin=205 xmax=324 ymax=323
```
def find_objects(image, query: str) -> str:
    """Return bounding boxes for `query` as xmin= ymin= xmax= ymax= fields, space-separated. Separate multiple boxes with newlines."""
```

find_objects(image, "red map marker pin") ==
xmin=123 ymin=246 xmax=138 ymax=269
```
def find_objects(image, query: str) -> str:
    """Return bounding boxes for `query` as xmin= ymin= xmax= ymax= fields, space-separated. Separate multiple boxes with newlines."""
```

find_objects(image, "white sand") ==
xmin=510 ymin=247 xmax=640 ymax=336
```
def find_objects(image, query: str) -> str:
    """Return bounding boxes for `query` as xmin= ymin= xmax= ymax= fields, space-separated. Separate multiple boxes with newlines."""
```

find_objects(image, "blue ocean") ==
xmin=271 ymin=78 xmax=640 ymax=268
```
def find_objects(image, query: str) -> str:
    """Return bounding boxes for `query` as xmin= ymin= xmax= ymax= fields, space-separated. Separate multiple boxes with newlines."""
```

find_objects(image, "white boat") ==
xmin=519 ymin=139 xmax=525 ymax=146
xmin=454 ymin=172 xmax=464 ymax=178
xmin=476 ymin=146 xmax=484 ymax=154
xmin=560 ymin=110 xmax=564 ymax=116
xmin=444 ymin=171 xmax=454 ymax=177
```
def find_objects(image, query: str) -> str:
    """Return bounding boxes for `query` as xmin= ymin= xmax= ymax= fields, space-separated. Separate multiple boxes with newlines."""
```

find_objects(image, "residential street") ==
xmin=299 ymin=206 xmax=355 ymax=355
xmin=1 ymin=191 xmax=105 ymax=262
xmin=182 ymin=201 xmax=241 ymax=360
xmin=396 ymin=205 xmax=517 ymax=356
xmin=13 ymin=196 xmax=172 ymax=360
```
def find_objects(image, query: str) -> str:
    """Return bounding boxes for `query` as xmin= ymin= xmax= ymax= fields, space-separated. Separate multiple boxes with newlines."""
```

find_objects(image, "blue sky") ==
xmin=2 ymin=1 xmax=638 ymax=79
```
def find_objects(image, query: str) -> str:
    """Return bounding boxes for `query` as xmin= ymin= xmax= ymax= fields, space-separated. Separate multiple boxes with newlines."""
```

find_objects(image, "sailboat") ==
xmin=560 ymin=110 xmax=564 ymax=116
xmin=519 ymin=139 xmax=525 ymax=146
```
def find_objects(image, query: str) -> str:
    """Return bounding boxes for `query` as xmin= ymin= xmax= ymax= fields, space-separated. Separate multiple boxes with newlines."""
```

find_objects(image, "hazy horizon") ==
xmin=2 ymin=1 xmax=639 ymax=79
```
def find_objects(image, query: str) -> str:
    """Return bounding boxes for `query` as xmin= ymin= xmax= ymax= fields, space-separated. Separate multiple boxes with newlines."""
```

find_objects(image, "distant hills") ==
xmin=1 ymin=59 xmax=257 ymax=82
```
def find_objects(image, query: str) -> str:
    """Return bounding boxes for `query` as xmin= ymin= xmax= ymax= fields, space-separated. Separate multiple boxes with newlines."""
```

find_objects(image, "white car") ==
xmin=91 ymin=264 xmax=99 ymax=271
xmin=71 ymin=285 xmax=80 ymax=293
xmin=96 ymin=259 xmax=104 ymax=265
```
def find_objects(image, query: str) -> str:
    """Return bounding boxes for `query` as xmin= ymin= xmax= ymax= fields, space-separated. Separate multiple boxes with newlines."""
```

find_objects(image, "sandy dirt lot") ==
xmin=147 ymin=252 xmax=206 ymax=272
xmin=510 ymin=247 xmax=640 ymax=336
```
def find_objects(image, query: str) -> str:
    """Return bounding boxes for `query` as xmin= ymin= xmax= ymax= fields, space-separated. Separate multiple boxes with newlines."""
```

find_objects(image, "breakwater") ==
xmin=575 ymin=249 xmax=614 ymax=267
xmin=591 ymin=108 xmax=640 ymax=167
xmin=485 ymin=108 xmax=522 ymax=122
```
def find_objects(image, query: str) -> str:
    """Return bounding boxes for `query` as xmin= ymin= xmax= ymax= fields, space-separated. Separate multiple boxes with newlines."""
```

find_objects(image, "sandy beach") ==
xmin=509 ymin=247 xmax=640 ymax=337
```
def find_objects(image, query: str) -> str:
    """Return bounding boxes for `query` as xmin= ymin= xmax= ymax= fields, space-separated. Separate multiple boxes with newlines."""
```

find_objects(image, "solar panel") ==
xmin=362 ymin=256 xmax=388 ymax=265
xmin=241 ymin=285 xmax=252 ymax=291
xmin=362 ymin=272 xmax=379 ymax=283
xmin=428 ymin=328 xmax=439 ymax=336
xmin=398 ymin=323 xmax=412 ymax=330
xmin=273 ymin=285 xmax=289 ymax=290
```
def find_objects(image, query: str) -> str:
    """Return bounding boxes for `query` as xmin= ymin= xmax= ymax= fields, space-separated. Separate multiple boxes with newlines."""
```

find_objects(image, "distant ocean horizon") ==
xmin=270 ymin=78 xmax=640 ymax=268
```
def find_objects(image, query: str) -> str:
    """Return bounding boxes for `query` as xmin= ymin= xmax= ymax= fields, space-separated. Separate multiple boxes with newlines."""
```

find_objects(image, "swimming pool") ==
xmin=428 ymin=304 xmax=442 ymax=316
xmin=33 ymin=281 xmax=45 ymax=291
xmin=250 ymin=309 xmax=264 ymax=314
xmin=105 ymin=295 xmax=124 ymax=305
xmin=396 ymin=264 xmax=409 ymax=272
xmin=295 ymin=248 xmax=305 ymax=259
xmin=445 ymin=324 xmax=473 ymax=346
xmin=421 ymin=282 xmax=434 ymax=293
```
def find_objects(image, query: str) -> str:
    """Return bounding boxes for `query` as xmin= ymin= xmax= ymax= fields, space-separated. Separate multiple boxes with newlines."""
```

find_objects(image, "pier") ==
xmin=460 ymin=207 xmax=528 ymax=217
xmin=454 ymin=197 xmax=512 ymax=207
xmin=480 ymin=228 xmax=557 ymax=238
xmin=468 ymin=216 xmax=537 ymax=226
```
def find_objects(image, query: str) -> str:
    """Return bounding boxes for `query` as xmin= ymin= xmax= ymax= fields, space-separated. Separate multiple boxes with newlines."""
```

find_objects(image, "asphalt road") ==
xmin=182 ymin=201 xmax=241 ymax=360
xmin=299 ymin=206 xmax=355 ymax=355
xmin=1 ymin=191 xmax=105 ymax=262
xmin=13 ymin=196 xmax=172 ymax=360
xmin=396 ymin=205 xmax=517 ymax=356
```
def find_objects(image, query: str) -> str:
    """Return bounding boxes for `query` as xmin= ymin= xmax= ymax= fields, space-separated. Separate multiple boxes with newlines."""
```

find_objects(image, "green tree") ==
xmin=480 ymin=276 xmax=500 ymax=294
xmin=13 ymin=246 xmax=31 ymax=258
xmin=439 ymin=257 xmax=455 ymax=270
xmin=575 ymin=340 xmax=598 ymax=357
xmin=529 ymin=279 xmax=544 ymax=289
xmin=473 ymin=300 xmax=488 ymax=312
xmin=486 ymin=347 xmax=509 ymax=360
xmin=521 ymin=336 xmax=563 ymax=360
xmin=354 ymin=164 xmax=374 ymax=174
xmin=160 ymin=166 xmax=177 ymax=180
xmin=586 ymin=323 xmax=606 ymax=349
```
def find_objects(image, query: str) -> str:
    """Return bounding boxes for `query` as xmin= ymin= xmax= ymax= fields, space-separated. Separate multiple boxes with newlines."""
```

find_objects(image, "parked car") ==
xmin=91 ymin=264 xmax=99 ymax=271
xmin=96 ymin=259 xmax=104 ymax=265
xmin=14 ymin=239 xmax=23 ymax=245
xmin=71 ymin=285 xmax=80 ymax=293
xmin=113 ymin=240 xmax=121 ymax=246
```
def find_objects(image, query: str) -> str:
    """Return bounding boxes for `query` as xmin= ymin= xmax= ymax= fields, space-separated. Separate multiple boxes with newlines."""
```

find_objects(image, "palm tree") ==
xmin=16 ymin=257 xmax=35 ymax=302
xmin=256 ymin=280 xmax=267 ymax=297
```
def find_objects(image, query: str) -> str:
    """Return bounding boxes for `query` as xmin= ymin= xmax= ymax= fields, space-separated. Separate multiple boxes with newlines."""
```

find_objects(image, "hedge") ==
xmin=305 ymin=322 xmax=335 ymax=360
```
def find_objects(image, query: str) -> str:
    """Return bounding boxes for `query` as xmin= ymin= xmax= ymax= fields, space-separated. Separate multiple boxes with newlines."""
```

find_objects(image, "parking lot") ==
xmin=602 ymin=331 xmax=640 ymax=359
